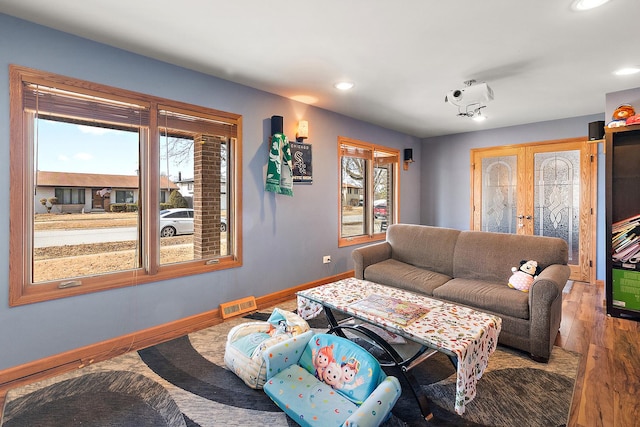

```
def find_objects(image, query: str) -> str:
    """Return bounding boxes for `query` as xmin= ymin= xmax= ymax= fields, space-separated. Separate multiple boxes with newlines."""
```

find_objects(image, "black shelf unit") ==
xmin=606 ymin=124 xmax=640 ymax=320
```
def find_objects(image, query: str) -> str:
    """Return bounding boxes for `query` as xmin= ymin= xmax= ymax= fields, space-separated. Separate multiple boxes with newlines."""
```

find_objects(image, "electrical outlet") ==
xmin=323 ymin=255 xmax=331 ymax=264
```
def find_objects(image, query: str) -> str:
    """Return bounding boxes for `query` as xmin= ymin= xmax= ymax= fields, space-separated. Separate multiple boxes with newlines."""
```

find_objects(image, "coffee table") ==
xmin=297 ymin=278 xmax=502 ymax=420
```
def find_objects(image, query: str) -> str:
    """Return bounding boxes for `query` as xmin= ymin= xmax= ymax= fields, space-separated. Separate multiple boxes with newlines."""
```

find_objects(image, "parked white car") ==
xmin=159 ymin=208 xmax=228 ymax=237
xmin=160 ymin=208 xmax=194 ymax=237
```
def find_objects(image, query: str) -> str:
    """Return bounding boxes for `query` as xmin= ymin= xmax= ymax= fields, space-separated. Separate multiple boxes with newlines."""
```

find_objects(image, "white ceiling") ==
xmin=2 ymin=0 xmax=639 ymax=138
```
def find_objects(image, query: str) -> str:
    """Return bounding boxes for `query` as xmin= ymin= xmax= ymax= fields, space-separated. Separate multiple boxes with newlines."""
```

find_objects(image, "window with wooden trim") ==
xmin=9 ymin=65 xmax=242 ymax=306
xmin=338 ymin=136 xmax=399 ymax=247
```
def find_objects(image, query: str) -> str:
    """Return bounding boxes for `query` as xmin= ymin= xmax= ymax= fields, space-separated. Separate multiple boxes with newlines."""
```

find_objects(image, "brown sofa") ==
xmin=352 ymin=224 xmax=571 ymax=362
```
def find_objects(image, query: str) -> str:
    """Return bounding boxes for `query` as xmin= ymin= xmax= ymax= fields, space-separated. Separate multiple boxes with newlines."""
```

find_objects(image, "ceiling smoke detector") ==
xmin=445 ymin=80 xmax=494 ymax=119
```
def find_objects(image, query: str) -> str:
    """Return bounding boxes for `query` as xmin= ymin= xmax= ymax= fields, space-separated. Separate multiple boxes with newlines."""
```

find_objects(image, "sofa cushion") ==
xmin=387 ymin=224 xmax=460 ymax=277
xmin=433 ymin=278 xmax=530 ymax=320
xmin=452 ymin=230 xmax=569 ymax=283
xmin=364 ymin=259 xmax=451 ymax=296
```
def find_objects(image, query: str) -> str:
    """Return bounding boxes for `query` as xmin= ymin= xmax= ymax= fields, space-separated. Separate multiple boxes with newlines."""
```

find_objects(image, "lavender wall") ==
xmin=0 ymin=13 xmax=422 ymax=370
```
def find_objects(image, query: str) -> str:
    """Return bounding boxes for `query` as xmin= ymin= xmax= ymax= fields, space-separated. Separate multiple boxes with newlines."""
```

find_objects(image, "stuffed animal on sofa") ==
xmin=508 ymin=260 xmax=541 ymax=292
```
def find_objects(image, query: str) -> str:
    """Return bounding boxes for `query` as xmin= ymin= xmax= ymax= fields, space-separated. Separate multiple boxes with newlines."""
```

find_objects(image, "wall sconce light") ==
xmin=296 ymin=120 xmax=309 ymax=142
xmin=403 ymin=148 xmax=414 ymax=170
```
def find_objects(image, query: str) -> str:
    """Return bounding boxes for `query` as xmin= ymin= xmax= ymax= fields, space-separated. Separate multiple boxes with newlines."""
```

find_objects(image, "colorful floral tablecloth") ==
xmin=297 ymin=278 xmax=502 ymax=415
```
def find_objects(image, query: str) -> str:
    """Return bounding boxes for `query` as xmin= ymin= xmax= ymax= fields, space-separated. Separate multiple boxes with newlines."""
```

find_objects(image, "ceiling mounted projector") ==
xmin=445 ymin=81 xmax=494 ymax=108
xmin=445 ymin=80 xmax=494 ymax=119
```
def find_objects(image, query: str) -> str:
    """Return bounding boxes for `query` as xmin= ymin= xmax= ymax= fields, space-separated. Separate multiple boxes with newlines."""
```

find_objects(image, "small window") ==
xmin=9 ymin=65 xmax=242 ymax=306
xmin=338 ymin=136 xmax=399 ymax=247
xmin=115 ymin=190 xmax=134 ymax=203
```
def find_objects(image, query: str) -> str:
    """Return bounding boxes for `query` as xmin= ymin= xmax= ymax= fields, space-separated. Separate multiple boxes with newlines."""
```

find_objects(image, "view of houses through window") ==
xmin=9 ymin=65 xmax=241 ymax=305
xmin=158 ymin=111 xmax=231 ymax=265
xmin=339 ymin=137 xmax=398 ymax=246
xmin=31 ymin=111 xmax=232 ymax=279
xmin=33 ymin=119 xmax=143 ymax=281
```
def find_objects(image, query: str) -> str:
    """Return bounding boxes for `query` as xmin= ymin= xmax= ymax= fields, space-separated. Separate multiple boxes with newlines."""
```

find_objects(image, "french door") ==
xmin=471 ymin=138 xmax=597 ymax=282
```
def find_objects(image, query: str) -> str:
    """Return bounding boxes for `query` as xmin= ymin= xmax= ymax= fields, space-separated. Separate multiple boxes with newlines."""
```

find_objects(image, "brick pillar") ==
xmin=194 ymin=135 xmax=221 ymax=258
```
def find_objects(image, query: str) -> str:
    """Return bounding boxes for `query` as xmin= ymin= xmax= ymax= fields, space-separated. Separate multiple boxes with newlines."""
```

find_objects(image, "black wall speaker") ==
xmin=588 ymin=120 xmax=605 ymax=140
xmin=271 ymin=115 xmax=283 ymax=135
xmin=404 ymin=148 xmax=413 ymax=162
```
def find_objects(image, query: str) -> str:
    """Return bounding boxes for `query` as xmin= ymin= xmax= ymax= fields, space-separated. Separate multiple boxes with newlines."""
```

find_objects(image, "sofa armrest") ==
xmin=352 ymin=242 xmax=392 ymax=279
xmin=262 ymin=330 xmax=313 ymax=380
xmin=528 ymin=264 xmax=571 ymax=360
xmin=342 ymin=376 xmax=402 ymax=427
xmin=529 ymin=264 xmax=570 ymax=305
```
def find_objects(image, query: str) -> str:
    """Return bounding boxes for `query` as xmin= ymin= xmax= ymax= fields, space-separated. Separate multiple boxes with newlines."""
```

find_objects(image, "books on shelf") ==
xmin=612 ymin=214 xmax=640 ymax=265
xmin=613 ymin=213 xmax=640 ymax=232
xmin=613 ymin=243 xmax=640 ymax=260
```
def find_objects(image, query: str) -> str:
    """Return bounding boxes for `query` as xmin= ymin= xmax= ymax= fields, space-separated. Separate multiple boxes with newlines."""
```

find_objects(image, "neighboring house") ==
xmin=341 ymin=176 xmax=363 ymax=207
xmin=35 ymin=171 xmax=178 ymax=214
xmin=174 ymin=172 xmax=227 ymax=210
xmin=175 ymin=175 xmax=194 ymax=197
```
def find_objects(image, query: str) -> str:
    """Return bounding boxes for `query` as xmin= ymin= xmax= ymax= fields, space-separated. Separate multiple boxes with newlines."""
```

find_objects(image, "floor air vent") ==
xmin=220 ymin=296 xmax=257 ymax=319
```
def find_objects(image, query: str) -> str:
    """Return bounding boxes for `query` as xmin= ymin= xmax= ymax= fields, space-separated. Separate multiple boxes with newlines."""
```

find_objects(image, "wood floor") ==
xmin=561 ymin=280 xmax=640 ymax=427
xmin=1 ymin=280 xmax=638 ymax=426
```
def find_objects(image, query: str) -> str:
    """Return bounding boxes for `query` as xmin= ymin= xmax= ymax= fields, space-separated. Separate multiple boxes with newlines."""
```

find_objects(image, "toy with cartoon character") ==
xmin=608 ymin=104 xmax=636 ymax=128
xmin=322 ymin=361 xmax=342 ymax=387
xmin=508 ymin=260 xmax=541 ymax=292
xmin=322 ymin=359 xmax=365 ymax=390
xmin=338 ymin=358 xmax=365 ymax=390
xmin=311 ymin=343 xmax=335 ymax=381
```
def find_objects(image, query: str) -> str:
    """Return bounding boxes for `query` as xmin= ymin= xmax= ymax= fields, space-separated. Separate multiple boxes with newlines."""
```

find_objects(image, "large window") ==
xmin=9 ymin=65 xmax=242 ymax=306
xmin=338 ymin=136 xmax=399 ymax=247
xmin=54 ymin=188 xmax=85 ymax=205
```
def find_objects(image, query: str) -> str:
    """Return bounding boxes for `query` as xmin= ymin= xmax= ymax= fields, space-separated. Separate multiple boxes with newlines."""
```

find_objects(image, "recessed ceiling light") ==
xmin=571 ymin=0 xmax=610 ymax=11
xmin=613 ymin=67 xmax=640 ymax=76
xmin=334 ymin=81 xmax=354 ymax=91
xmin=472 ymin=114 xmax=487 ymax=122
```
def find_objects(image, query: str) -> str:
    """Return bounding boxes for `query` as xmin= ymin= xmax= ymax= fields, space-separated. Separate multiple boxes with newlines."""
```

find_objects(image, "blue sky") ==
xmin=36 ymin=119 xmax=193 ymax=179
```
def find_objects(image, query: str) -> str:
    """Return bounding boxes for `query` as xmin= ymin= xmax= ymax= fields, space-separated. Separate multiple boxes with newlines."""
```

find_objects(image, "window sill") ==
xmin=338 ymin=233 xmax=386 ymax=248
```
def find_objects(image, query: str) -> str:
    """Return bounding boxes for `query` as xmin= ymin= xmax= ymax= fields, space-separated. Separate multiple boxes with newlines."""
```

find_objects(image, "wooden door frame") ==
xmin=471 ymin=145 xmax=526 ymax=234
xmin=470 ymin=137 xmax=597 ymax=283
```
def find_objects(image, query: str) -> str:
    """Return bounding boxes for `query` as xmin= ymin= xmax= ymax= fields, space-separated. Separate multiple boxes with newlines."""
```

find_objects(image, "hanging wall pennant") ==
xmin=290 ymin=142 xmax=312 ymax=183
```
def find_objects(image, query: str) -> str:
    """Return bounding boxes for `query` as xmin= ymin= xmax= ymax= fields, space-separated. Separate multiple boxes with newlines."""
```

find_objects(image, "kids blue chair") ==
xmin=262 ymin=332 xmax=401 ymax=427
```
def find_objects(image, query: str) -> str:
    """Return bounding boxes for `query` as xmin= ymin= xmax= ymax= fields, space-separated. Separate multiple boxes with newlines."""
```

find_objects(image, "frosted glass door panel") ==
xmin=533 ymin=150 xmax=580 ymax=264
xmin=481 ymin=155 xmax=517 ymax=233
